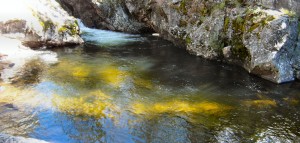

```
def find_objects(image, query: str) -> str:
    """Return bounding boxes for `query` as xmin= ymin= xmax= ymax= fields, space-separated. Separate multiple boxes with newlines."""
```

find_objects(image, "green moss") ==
xmin=185 ymin=35 xmax=192 ymax=44
xmin=229 ymin=15 xmax=250 ymax=61
xmin=231 ymin=44 xmax=249 ymax=61
xmin=226 ymin=8 xmax=278 ymax=62
xmin=59 ymin=20 xmax=79 ymax=36
xmin=181 ymin=0 xmax=188 ymax=15
xmin=236 ymin=16 xmax=244 ymax=23
xmin=74 ymin=20 xmax=79 ymax=27
xmin=40 ymin=20 xmax=54 ymax=32
xmin=248 ymin=23 xmax=260 ymax=33
xmin=223 ymin=17 xmax=230 ymax=32
xmin=232 ymin=17 xmax=246 ymax=33
xmin=244 ymin=9 xmax=275 ymax=33
xmin=260 ymin=15 xmax=275 ymax=27
xmin=179 ymin=19 xmax=188 ymax=27
xmin=32 ymin=11 xmax=55 ymax=33
xmin=58 ymin=26 xmax=68 ymax=33
xmin=176 ymin=0 xmax=187 ymax=15
xmin=198 ymin=16 xmax=206 ymax=26
xmin=280 ymin=8 xmax=296 ymax=17
xmin=219 ymin=2 xmax=226 ymax=10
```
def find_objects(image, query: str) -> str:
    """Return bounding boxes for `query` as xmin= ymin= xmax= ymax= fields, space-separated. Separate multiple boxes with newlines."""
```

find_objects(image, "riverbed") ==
xmin=0 ymin=25 xmax=300 ymax=143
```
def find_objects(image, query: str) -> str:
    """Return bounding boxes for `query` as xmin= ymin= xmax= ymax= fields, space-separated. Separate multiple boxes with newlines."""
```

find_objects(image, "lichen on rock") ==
xmin=0 ymin=0 xmax=84 ymax=48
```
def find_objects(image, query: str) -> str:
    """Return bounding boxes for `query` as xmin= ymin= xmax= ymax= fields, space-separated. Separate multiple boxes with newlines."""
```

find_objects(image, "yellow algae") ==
xmin=243 ymin=99 xmax=277 ymax=108
xmin=133 ymin=78 xmax=153 ymax=89
xmin=52 ymin=90 xmax=117 ymax=119
xmin=89 ymin=90 xmax=111 ymax=100
xmin=256 ymin=94 xmax=267 ymax=99
xmin=131 ymin=100 xmax=232 ymax=116
xmin=99 ymin=66 xmax=129 ymax=87
xmin=72 ymin=66 xmax=90 ymax=78
xmin=196 ymin=102 xmax=230 ymax=114
xmin=283 ymin=98 xmax=299 ymax=106
xmin=131 ymin=103 xmax=147 ymax=114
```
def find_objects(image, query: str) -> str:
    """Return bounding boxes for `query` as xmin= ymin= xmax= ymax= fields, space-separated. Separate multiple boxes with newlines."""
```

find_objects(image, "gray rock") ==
xmin=57 ymin=0 xmax=152 ymax=33
xmin=294 ymin=35 xmax=300 ymax=80
xmin=0 ymin=133 xmax=49 ymax=143
xmin=263 ymin=0 xmax=300 ymax=17
xmin=187 ymin=10 xmax=225 ymax=59
xmin=223 ymin=46 xmax=232 ymax=59
xmin=57 ymin=0 xmax=300 ymax=83
xmin=242 ymin=11 xmax=299 ymax=83
xmin=0 ymin=0 xmax=84 ymax=48
xmin=172 ymin=0 xmax=182 ymax=5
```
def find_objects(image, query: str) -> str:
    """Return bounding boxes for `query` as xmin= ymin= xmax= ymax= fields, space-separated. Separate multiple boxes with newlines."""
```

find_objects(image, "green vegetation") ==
xmin=222 ymin=8 xmax=278 ymax=62
xmin=39 ymin=20 xmax=55 ymax=32
xmin=179 ymin=0 xmax=188 ymax=15
xmin=179 ymin=19 xmax=188 ymax=27
xmin=59 ymin=20 xmax=79 ymax=36
xmin=280 ymin=8 xmax=296 ymax=17
xmin=32 ymin=11 xmax=56 ymax=33
xmin=185 ymin=35 xmax=192 ymax=44
xmin=223 ymin=17 xmax=230 ymax=32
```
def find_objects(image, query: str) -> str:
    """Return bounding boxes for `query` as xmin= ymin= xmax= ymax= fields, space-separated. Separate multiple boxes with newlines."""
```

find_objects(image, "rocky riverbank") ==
xmin=58 ymin=0 xmax=300 ymax=83
xmin=0 ymin=0 xmax=83 ymax=82
xmin=0 ymin=133 xmax=48 ymax=143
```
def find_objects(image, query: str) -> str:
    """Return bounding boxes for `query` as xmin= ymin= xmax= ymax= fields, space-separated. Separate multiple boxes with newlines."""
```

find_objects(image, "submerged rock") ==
xmin=0 ymin=0 xmax=83 ymax=48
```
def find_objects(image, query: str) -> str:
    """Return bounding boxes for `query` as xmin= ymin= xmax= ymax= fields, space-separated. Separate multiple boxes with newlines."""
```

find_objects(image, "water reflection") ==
xmin=0 ymin=27 xmax=300 ymax=142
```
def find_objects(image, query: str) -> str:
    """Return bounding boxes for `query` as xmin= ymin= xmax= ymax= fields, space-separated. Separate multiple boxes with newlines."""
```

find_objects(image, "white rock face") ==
xmin=0 ymin=0 xmax=84 ymax=82
xmin=0 ymin=0 xmax=84 ymax=47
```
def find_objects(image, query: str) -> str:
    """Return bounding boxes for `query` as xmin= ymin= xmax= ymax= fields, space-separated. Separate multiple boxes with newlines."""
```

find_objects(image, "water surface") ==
xmin=0 ymin=26 xmax=300 ymax=143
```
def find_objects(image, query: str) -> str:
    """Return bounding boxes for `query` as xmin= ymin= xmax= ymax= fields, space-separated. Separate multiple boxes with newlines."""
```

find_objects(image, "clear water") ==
xmin=0 ymin=26 xmax=300 ymax=143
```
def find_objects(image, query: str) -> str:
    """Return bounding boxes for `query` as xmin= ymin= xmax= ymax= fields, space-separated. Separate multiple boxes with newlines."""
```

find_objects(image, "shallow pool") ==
xmin=0 ymin=26 xmax=300 ymax=143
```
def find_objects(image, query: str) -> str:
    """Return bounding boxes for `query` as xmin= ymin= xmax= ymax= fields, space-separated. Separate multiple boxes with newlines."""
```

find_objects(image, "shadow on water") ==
xmin=1 ymin=24 xmax=300 ymax=142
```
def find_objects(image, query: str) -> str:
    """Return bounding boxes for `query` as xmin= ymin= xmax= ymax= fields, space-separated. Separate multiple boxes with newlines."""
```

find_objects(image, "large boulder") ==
xmin=251 ymin=0 xmax=300 ymax=17
xmin=0 ymin=0 xmax=83 ymax=48
xmin=56 ymin=0 xmax=153 ymax=33
xmin=221 ymin=8 xmax=299 ymax=83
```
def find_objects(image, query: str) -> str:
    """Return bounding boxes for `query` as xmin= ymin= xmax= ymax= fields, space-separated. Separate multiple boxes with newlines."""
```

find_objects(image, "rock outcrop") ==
xmin=0 ymin=0 xmax=84 ymax=82
xmin=0 ymin=133 xmax=48 ymax=143
xmin=57 ymin=0 xmax=300 ymax=83
xmin=56 ymin=0 xmax=153 ymax=33
xmin=0 ymin=0 xmax=83 ymax=48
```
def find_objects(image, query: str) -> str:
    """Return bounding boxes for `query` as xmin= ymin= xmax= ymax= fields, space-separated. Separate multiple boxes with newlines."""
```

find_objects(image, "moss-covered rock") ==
xmin=0 ymin=0 xmax=84 ymax=48
xmin=57 ymin=0 xmax=300 ymax=83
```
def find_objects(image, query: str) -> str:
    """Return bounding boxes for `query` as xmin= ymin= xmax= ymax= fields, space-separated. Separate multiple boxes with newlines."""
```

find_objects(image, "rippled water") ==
xmin=1 ymin=26 xmax=300 ymax=143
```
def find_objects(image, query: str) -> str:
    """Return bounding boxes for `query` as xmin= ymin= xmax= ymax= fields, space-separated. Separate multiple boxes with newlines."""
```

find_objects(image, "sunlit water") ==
xmin=1 ymin=26 xmax=300 ymax=143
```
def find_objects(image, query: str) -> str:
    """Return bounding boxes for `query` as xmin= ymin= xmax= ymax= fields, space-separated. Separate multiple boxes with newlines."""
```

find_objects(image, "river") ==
xmin=0 ymin=23 xmax=300 ymax=143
